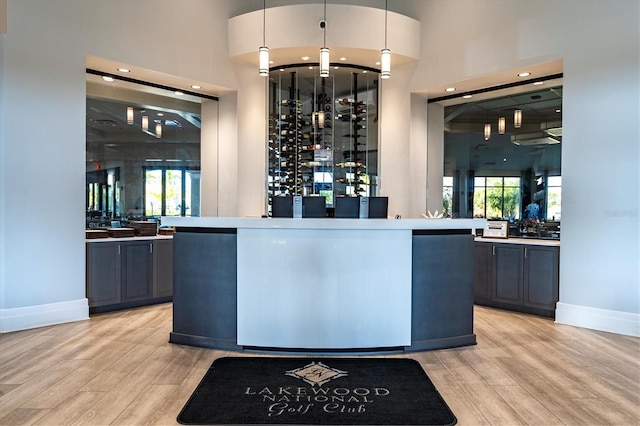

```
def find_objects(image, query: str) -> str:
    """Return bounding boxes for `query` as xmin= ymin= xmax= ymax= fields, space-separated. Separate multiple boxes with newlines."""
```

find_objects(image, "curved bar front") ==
xmin=162 ymin=217 xmax=486 ymax=354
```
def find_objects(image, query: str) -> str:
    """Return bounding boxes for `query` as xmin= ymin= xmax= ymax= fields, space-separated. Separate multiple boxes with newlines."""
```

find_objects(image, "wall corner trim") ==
xmin=0 ymin=299 xmax=89 ymax=333
xmin=555 ymin=302 xmax=640 ymax=337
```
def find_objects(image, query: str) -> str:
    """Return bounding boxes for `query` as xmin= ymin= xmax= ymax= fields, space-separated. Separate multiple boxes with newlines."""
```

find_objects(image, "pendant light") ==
xmin=319 ymin=0 xmax=329 ymax=78
xmin=514 ymin=109 xmax=522 ymax=128
xmin=142 ymin=115 xmax=149 ymax=132
xmin=259 ymin=0 xmax=269 ymax=77
xmin=380 ymin=0 xmax=391 ymax=79
xmin=484 ymin=123 xmax=491 ymax=140
xmin=498 ymin=116 xmax=506 ymax=134
xmin=311 ymin=111 xmax=326 ymax=129
xmin=127 ymin=107 xmax=134 ymax=125
xmin=155 ymin=122 xmax=162 ymax=138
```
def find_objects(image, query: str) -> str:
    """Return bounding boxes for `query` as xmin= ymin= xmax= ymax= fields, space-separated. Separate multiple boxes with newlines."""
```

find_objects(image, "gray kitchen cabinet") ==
xmin=523 ymin=245 xmax=559 ymax=311
xmin=86 ymin=238 xmax=173 ymax=312
xmin=154 ymin=239 xmax=174 ymax=298
xmin=121 ymin=240 xmax=153 ymax=302
xmin=492 ymin=244 xmax=524 ymax=305
xmin=86 ymin=242 xmax=121 ymax=307
xmin=473 ymin=241 xmax=559 ymax=317
xmin=473 ymin=242 xmax=493 ymax=304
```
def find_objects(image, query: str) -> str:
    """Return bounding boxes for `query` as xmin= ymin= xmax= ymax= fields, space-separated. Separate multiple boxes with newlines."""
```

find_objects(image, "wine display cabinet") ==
xmin=268 ymin=66 xmax=379 ymax=214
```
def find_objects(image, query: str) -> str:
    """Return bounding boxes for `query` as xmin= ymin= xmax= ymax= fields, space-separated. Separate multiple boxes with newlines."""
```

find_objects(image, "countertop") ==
xmin=85 ymin=235 xmax=173 ymax=243
xmin=475 ymin=236 xmax=560 ymax=247
xmin=160 ymin=216 xmax=487 ymax=231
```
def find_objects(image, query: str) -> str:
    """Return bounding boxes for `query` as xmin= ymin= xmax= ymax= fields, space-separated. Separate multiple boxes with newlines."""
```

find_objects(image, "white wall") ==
xmin=426 ymin=103 xmax=444 ymax=214
xmin=200 ymin=100 xmax=219 ymax=216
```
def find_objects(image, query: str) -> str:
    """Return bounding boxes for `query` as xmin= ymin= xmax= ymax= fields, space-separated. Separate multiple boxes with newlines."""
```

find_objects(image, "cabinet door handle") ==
xmin=492 ymin=246 xmax=495 ymax=256
xmin=150 ymin=243 xmax=153 ymax=253
xmin=525 ymin=248 xmax=528 ymax=258
xmin=118 ymin=245 xmax=121 ymax=255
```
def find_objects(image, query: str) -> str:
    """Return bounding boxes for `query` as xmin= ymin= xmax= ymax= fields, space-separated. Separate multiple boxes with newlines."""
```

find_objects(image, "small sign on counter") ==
xmin=483 ymin=220 xmax=509 ymax=238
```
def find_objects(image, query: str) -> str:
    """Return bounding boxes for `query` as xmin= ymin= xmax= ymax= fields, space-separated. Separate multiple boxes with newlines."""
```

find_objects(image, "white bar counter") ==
xmin=164 ymin=217 xmax=486 ymax=353
xmin=161 ymin=216 xmax=484 ymax=230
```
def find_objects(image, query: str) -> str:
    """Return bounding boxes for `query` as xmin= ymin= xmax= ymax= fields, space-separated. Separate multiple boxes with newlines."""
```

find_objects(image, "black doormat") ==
xmin=177 ymin=357 xmax=456 ymax=425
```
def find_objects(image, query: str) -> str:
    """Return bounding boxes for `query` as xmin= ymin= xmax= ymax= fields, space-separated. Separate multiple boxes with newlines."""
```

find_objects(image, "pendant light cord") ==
xmin=384 ymin=0 xmax=388 ymax=49
xmin=262 ymin=0 xmax=266 ymax=46
xmin=323 ymin=0 xmax=327 ymax=47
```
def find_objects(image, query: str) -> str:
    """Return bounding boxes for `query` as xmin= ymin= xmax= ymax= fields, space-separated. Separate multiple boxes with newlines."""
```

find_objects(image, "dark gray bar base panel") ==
xmin=408 ymin=231 xmax=476 ymax=351
xmin=169 ymin=228 xmax=241 ymax=351
xmin=170 ymin=227 xmax=476 ymax=353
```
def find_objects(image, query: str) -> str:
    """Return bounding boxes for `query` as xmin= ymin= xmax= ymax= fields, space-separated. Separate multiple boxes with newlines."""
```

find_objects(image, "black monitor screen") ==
xmin=334 ymin=197 xmax=359 ymax=218
xmin=272 ymin=196 xmax=293 ymax=218
xmin=302 ymin=196 xmax=327 ymax=218
xmin=368 ymin=196 xmax=389 ymax=219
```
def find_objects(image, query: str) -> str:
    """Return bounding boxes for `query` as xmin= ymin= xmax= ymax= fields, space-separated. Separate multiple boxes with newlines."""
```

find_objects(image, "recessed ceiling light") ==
xmin=308 ymin=66 xmax=314 ymax=70
xmin=375 ymin=61 xmax=381 ymax=66
xmin=102 ymin=76 xmax=114 ymax=82
xmin=174 ymin=91 xmax=184 ymax=96
xmin=339 ymin=57 xmax=347 ymax=61
xmin=117 ymin=68 xmax=130 ymax=73
xmin=157 ymin=113 xmax=164 ymax=116
xmin=532 ymin=81 xmax=544 ymax=85
xmin=279 ymin=69 xmax=285 ymax=72
xmin=556 ymin=109 xmax=561 ymax=113
xmin=463 ymin=94 xmax=473 ymax=99
xmin=445 ymin=87 xmax=456 ymax=92
xmin=362 ymin=70 xmax=368 ymax=73
xmin=301 ymin=56 xmax=310 ymax=61
xmin=518 ymin=72 xmax=531 ymax=77
xmin=191 ymin=85 xmax=201 ymax=89
xmin=333 ymin=66 xmax=339 ymax=69
xmin=269 ymin=60 xmax=274 ymax=64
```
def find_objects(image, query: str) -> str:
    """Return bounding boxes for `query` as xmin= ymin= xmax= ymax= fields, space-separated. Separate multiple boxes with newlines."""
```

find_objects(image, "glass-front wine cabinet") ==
xmin=267 ymin=65 xmax=379 ymax=214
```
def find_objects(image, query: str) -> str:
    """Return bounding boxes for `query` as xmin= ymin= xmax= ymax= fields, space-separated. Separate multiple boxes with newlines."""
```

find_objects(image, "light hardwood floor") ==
xmin=1 ymin=303 xmax=638 ymax=425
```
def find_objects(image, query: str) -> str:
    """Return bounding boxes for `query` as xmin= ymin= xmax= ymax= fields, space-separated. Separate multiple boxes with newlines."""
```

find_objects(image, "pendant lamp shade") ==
xmin=259 ymin=46 xmax=269 ymax=77
xmin=127 ymin=107 xmax=134 ymax=125
xmin=498 ymin=116 xmax=506 ymax=134
xmin=381 ymin=49 xmax=391 ymax=79
xmin=312 ymin=111 xmax=326 ymax=129
xmin=319 ymin=47 xmax=330 ymax=77
xmin=142 ymin=115 xmax=149 ymax=132
xmin=514 ymin=109 xmax=522 ymax=128
xmin=484 ymin=123 xmax=491 ymax=140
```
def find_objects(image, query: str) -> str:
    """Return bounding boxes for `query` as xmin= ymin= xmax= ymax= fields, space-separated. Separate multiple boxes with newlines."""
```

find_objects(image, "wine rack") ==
xmin=268 ymin=97 xmax=303 ymax=198
xmin=267 ymin=67 xmax=379 ymax=215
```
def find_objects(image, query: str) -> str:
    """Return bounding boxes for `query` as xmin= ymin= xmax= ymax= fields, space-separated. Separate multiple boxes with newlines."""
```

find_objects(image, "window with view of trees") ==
xmin=473 ymin=177 xmax=521 ymax=219
xmin=443 ymin=176 xmax=453 ymax=218
xmin=144 ymin=167 xmax=201 ymax=217
xmin=547 ymin=176 xmax=561 ymax=220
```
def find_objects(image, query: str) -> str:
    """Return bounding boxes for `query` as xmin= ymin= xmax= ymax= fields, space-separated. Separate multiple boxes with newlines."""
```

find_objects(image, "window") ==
xmin=144 ymin=167 xmax=201 ymax=217
xmin=473 ymin=177 xmax=521 ymax=219
xmin=547 ymin=176 xmax=562 ymax=220
xmin=443 ymin=176 xmax=453 ymax=217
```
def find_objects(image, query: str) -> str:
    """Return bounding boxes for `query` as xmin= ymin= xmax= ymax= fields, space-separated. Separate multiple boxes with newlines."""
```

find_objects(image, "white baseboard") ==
xmin=0 ymin=298 xmax=89 ymax=333
xmin=555 ymin=302 xmax=640 ymax=337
